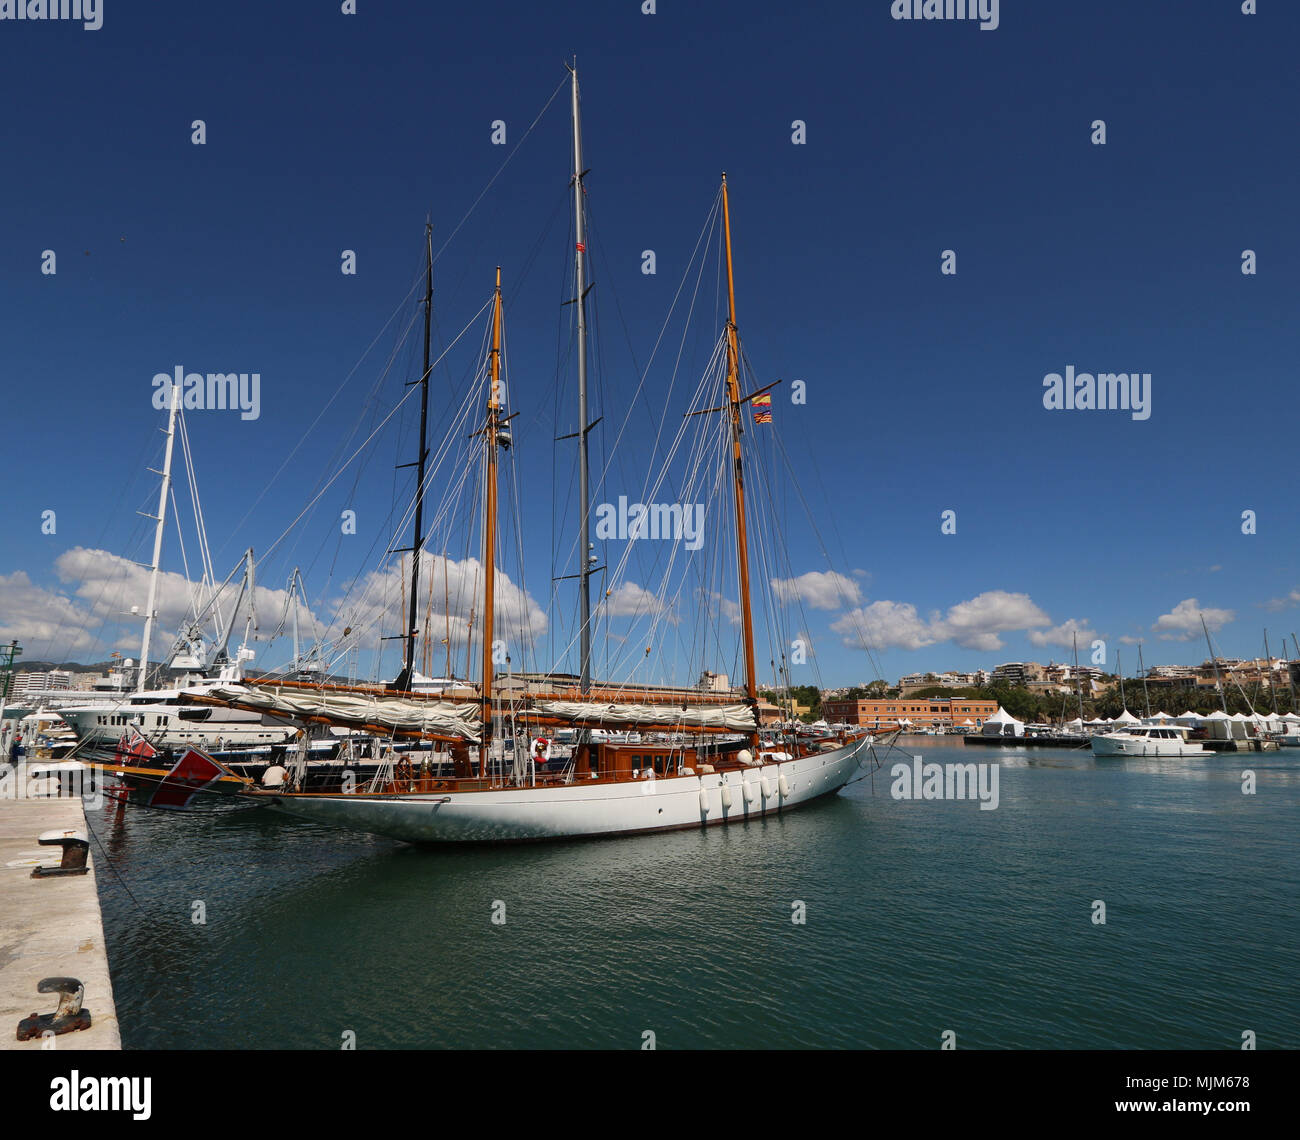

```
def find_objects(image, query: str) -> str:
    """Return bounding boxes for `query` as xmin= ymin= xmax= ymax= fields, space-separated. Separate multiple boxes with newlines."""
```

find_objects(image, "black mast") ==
xmin=391 ymin=223 xmax=433 ymax=692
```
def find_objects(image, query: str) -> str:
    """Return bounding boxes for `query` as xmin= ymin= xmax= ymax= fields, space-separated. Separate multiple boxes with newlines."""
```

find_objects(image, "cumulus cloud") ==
xmin=832 ymin=590 xmax=1052 ymax=652
xmin=331 ymin=554 xmax=546 ymax=660
xmin=771 ymin=570 xmax=863 ymax=610
xmin=0 ymin=570 xmax=105 ymax=654
xmin=936 ymin=591 xmax=1050 ymax=651
xmin=832 ymin=600 xmax=938 ymax=651
xmin=1028 ymin=618 xmax=1097 ymax=650
xmin=699 ymin=589 xmax=741 ymax=626
xmin=50 ymin=546 xmax=337 ymax=666
xmin=601 ymin=581 xmax=665 ymax=619
xmin=1152 ymin=598 xmax=1234 ymax=641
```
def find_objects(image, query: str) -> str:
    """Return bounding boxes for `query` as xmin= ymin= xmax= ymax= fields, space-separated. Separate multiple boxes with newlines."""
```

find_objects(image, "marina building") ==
xmin=822 ymin=696 xmax=998 ymax=730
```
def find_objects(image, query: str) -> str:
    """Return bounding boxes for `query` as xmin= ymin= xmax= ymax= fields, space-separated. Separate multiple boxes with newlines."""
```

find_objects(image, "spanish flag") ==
xmin=752 ymin=391 xmax=772 ymax=424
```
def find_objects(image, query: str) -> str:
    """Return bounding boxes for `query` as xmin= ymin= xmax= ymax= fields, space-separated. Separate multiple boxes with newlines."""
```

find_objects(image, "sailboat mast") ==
xmin=1072 ymin=631 xmax=1084 ymax=720
xmin=1264 ymin=629 xmax=1279 ymax=715
xmin=720 ymin=174 xmax=760 ymax=745
xmin=1138 ymin=641 xmax=1151 ymax=718
xmin=1117 ymin=648 xmax=1125 ymax=711
xmin=400 ymin=223 xmax=434 ymax=690
xmin=138 ymin=377 xmax=182 ymax=693
xmin=480 ymin=267 xmax=503 ymax=776
xmin=569 ymin=63 xmax=593 ymax=695
xmin=1201 ymin=614 xmax=1228 ymax=714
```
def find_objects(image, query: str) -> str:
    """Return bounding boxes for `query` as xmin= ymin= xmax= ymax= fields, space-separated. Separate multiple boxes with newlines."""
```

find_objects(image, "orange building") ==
xmin=821 ymin=696 xmax=998 ymax=729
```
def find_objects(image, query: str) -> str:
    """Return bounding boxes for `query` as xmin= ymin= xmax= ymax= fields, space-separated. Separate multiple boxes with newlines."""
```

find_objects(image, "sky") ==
xmin=1 ymin=0 xmax=1297 ymax=690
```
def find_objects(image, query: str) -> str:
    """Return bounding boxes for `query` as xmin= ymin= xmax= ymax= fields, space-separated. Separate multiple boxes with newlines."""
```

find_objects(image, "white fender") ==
xmin=760 ymin=775 xmax=774 ymax=798
xmin=743 ymin=779 xmax=756 ymax=804
xmin=778 ymin=772 xmax=790 ymax=798
xmin=720 ymin=782 xmax=733 ymax=810
xmin=699 ymin=787 xmax=710 ymax=814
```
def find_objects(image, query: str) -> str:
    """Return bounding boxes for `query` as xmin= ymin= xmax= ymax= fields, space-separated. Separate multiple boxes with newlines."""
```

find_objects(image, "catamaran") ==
xmin=186 ymin=65 xmax=877 ymax=841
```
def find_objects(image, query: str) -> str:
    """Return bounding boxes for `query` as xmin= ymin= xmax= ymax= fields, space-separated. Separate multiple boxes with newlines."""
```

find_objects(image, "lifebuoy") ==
xmin=532 ymin=737 xmax=550 ymax=764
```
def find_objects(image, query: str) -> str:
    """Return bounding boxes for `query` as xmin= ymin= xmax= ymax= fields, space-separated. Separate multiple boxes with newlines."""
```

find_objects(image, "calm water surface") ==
xmin=86 ymin=738 xmax=1300 ymax=1049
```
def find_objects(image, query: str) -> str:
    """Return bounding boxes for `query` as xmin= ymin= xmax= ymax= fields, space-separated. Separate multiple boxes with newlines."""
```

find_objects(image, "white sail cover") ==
xmin=531 ymin=699 xmax=757 ymax=732
xmin=208 ymin=684 xmax=482 ymax=741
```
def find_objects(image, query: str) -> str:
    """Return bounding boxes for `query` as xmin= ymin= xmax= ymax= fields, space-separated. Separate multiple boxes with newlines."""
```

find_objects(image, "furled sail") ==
xmin=206 ymin=684 xmax=482 ymax=742
xmin=530 ymin=699 xmax=757 ymax=732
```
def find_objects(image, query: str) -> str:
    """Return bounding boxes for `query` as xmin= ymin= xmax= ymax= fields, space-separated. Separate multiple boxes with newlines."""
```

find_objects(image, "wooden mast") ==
xmin=720 ymin=174 xmax=761 ymax=749
xmin=480 ymin=266 xmax=503 ymax=776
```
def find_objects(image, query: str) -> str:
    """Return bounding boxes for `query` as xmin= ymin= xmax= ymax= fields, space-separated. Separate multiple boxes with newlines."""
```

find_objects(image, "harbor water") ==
xmin=87 ymin=737 xmax=1300 ymax=1049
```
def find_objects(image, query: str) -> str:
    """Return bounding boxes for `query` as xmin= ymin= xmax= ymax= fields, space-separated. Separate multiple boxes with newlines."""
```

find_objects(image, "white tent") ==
xmin=962 ymin=719 xmax=975 ymax=726
xmin=1065 ymin=717 xmax=1084 ymax=730
xmin=1149 ymin=711 xmax=1174 ymax=721
xmin=1176 ymin=710 xmax=1203 ymax=723
xmin=1204 ymin=709 xmax=1246 ymax=741
xmin=980 ymin=706 xmax=1025 ymax=737
xmin=1114 ymin=709 xmax=1140 ymax=725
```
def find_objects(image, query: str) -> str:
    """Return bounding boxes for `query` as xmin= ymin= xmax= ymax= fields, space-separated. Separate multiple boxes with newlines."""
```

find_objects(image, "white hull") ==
xmin=1090 ymin=734 xmax=1207 ymax=758
xmin=264 ymin=736 xmax=872 ymax=843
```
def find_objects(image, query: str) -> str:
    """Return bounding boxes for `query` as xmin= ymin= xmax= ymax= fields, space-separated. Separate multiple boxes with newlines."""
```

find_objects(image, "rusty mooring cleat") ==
xmin=16 ymin=977 xmax=92 ymax=1041
xmin=30 ymin=829 xmax=89 ymax=878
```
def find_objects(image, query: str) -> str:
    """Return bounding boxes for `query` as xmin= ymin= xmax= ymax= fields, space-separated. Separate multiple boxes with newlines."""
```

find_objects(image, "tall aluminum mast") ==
xmin=568 ymin=61 xmax=594 ymax=695
xmin=138 ymin=378 xmax=182 ymax=692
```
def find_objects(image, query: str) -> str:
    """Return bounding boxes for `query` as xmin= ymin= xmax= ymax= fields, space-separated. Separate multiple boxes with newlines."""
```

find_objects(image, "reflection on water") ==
xmin=86 ymin=745 xmax=1300 ymax=1049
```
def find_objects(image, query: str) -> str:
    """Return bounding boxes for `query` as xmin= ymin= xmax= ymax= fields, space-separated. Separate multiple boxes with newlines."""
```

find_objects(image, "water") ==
xmin=86 ymin=738 xmax=1300 ymax=1049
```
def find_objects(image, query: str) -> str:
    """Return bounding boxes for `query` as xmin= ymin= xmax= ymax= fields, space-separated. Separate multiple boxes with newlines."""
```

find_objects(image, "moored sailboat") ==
xmin=192 ymin=66 xmax=874 ymax=841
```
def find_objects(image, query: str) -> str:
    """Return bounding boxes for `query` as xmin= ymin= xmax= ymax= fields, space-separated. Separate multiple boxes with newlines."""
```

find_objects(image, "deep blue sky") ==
xmin=2 ymin=0 xmax=1297 ymax=688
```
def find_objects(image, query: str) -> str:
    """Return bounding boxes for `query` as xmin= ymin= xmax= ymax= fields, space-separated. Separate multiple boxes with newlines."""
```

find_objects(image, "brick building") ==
xmin=822 ymin=696 xmax=999 ymax=730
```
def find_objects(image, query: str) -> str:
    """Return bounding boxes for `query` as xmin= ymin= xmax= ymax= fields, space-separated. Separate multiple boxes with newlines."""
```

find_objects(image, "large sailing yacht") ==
xmin=190 ymin=66 xmax=875 ymax=841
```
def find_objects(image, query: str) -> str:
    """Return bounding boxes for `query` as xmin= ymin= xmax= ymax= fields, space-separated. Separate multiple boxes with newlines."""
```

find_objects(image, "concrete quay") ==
xmin=0 ymin=768 xmax=121 ymax=1050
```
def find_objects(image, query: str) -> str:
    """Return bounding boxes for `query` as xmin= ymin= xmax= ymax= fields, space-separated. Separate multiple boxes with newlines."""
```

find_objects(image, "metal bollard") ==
xmin=30 ymin=829 xmax=90 ymax=878
xmin=16 ymin=976 xmax=93 ymax=1040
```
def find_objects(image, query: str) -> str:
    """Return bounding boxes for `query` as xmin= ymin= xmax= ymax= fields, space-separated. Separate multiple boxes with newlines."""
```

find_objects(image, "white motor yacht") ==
xmin=1091 ymin=724 xmax=1207 ymax=758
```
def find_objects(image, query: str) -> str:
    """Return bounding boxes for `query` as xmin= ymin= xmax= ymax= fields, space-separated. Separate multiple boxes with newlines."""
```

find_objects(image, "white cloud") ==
xmin=1028 ymin=618 xmax=1097 ymax=650
xmin=832 ymin=600 xmax=938 ymax=651
xmin=1265 ymin=588 xmax=1300 ymax=612
xmin=331 ymin=554 xmax=546 ymax=658
xmin=1152 ymin=598 xmax=1234 ymax=641
xmin=770 ymin=570 xmax=862 ymax=610
xmin=0 ymin=570 xmax=104 ymax=654
xmin=602 ymin=581 xmax=664 ymax=619
xmin=833 ymin=589 xmax=1052 ymax=653
xmin=700 ymin=589 xmax=741 ymax=626
xmin=934 ymin=591 xmax=1051 ymax=652
xmin=54 ymin=546 xmax=332 ymax=664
